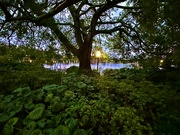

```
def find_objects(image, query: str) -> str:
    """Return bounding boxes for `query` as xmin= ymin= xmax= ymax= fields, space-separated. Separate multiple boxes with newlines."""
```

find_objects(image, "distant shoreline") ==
xmin=44 ymin=62 xmax=133 ymax=72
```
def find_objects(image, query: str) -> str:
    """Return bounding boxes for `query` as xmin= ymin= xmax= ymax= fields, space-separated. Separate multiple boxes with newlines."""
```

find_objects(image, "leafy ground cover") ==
xmin=0 ymin=61 xmax=62 ymax=93
xmin=0 ymin=62 xmax=180 ymax=135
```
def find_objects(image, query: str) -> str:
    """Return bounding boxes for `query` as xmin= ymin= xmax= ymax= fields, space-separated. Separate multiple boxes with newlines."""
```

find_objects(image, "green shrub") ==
xmin=0 ymin=61 xmax=63 ymax=93
xmin=66 ymin=66 xmax=79 ymax=74
xmin=0 ymin=74 xmax=158 ymax=135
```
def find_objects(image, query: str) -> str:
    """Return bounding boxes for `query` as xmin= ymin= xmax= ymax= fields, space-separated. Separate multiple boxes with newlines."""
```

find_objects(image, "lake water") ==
xmin=44 ymin=62 xmax=133 ymax=73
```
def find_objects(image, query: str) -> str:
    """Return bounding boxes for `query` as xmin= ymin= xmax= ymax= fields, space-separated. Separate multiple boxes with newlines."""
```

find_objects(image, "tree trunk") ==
xmin=78 ymin=41 xmax=92 ymax=73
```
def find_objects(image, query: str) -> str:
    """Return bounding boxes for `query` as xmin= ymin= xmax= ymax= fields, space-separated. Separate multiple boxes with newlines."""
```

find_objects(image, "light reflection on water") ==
xmin=44 ymin=62 xmax=132 ymax=72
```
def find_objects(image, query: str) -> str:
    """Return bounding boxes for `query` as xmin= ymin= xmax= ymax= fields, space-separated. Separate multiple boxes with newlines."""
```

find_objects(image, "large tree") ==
xmin=132 ymin=0 xmax=180 ymax=67
xmin=0 ymin=0 xmax=142 ymax=72
xmin=105 ymin=0 xmax=180 ymax=68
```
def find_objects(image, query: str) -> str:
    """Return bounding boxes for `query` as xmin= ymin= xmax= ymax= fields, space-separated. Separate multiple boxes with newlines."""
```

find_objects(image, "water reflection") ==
xmin=44 ymin=62 xmax=132 ymax=73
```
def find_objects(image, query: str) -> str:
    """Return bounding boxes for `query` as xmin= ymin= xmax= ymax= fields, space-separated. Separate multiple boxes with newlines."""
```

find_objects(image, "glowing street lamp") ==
xmin=160 ymin=59 xmax=164 ymax=66
xmin=95 ymin=51 xmax=101 ymax=71
xmin=29 ymin=59 xmax=32 ymax=63
xmin=160 ymin=60 xmax=164 ymax=63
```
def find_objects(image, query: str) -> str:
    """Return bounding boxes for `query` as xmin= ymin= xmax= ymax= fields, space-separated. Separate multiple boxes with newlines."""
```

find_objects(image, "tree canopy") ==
xmin=0 ymin=0 xmax=179 ymax=71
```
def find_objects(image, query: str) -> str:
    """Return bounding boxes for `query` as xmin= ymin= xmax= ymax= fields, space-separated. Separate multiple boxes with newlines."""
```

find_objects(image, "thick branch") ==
xmin=53 ymin=29 xmax=79 ymax=56
xmin=115 ymin=5 xmax=140 ymax=9
xmin=55 ymin=22 xmax=74 ymax=26
xmin=97 ymin=21 xmax=121 ymax=25
xmin=95 ymin=26 xmax=121 ymax=35
xmin=91 ymin=0 xmax=126 ymax=37
xmin=45 ymin=20 xmax=78 ymax=56
xmin=122 ymin=24 xmax=161 ymax=54
xmin=68 ymin=5 xmax=84 ymax=47
xmin=1 ymin=0 xmax=82 ymax=23
xmin=35 ymin=0 xmax=82 ymax=22
xmin=0 ymin=1 xmax=12 ymax=21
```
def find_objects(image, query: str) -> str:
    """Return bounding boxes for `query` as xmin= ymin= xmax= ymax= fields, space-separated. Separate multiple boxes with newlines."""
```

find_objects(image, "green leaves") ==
xmin=54 ymin=125 xmax=70 ymax=135
xmin=76 ymin=82 xmax=87 ymax=89
xmin=73 ymin=129 xmax=87 ymax=135
xmin=25 ymin=100 xmax=35 ymax=110
xmin=1 ymin=71 xmax=176 ymax=135
xmin=13 ymin=87 xmax=31 ymax=96
xmin=0 ymin=114 xmax=10 ymax=123
xmin=43 ymin=84 xmax=59 ymax=93
xmin=65 ymin=118 xmax=78 ymax=131
xmin=43 ymin=128 xmax=54 ymax=135
xmin=31 ymin=129 xmax=43 ymax=135
xmin=28 ymin=106 xmax=45 ymax=120
xmin=0 ymin=118 xmax=18 ymax=135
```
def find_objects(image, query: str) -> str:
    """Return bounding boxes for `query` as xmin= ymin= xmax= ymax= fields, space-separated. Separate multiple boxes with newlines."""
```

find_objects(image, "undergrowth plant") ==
xmin=0 ymin=61 xmax=62 ymax=93
xmin=0 ymin=73 xmax=161 ymax=135
xmin=1 ymin=68 xmax=179 ymax=135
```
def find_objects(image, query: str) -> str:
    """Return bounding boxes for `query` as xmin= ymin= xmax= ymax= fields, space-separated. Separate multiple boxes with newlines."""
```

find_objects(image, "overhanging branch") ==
xmin=115 ymin=5 xmax=140 ymax=10
xmin=35 ymin=0 xmax=82 ymax=22
xmin=0 ymin=0 xmax=82 ymax=23
xmin=95 ymin=26 xmax=121 ymax=35
xmin=0 ymin=1 xmax=12 ymax=21
xmin=68 ymin=5 xmax=84 ymax=47
xmin=97 ymin=21 xmax=121 ymax=25
xmin=91 ymin=0 xmax=126 ymax=36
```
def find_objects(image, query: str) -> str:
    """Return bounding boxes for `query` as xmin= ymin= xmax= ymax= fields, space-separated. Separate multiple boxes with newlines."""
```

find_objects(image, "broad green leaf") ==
xmin=8 ymin=112 xmax=16 ymax=119
xmin=30 ymin=129 xmax=42 ymax=135
xmin=31 ymin=89 xmax=44 ymax=99
xmin=25 ymin=121 xmax=37 ymax=131
xmin=83 ymin=76 xmax=91 ymax=84
xmin=43 ymin=128 xmax=54 ymax=135
xmin=7 ymin=102 xmax=23 ymax=113
xmin=3 ymin=95 xmax=14 ymax=103
xmin=0 ymin=117 xmax=18 ymax=135
xmin=54 ymin=125 xmax=70 ymax=135
xmin=46 ymin=119 xmax=53 ymax=126
xmin=44 ymin=93 xmax=53 ymax=102
xmin=21 ymin=129 xmax=30 ymax=135
xmin=76 ymin=82 xmax=87 ymax=89
xmin=64 ymin=91 xmax=75 ymax=99
xmin=56 ymin=85 xmax=68 ymax=94
xmin=43 ymin=84 xmax=59 ymax=93
xmin=28 ymin=107 xmax=44 ymax=120
xmin=23 ymin=118 xmax=33 ymax=125
xmin=51 ymin=96 xmax=60 ymax=103
xmin=25 ymin=102 xmax=35 ymax=110
xmin=35 ymin=103 xmax=46 ymax=109
xmin=65 ymin=118 xmax=78 ymax=130
xmin=73 ymin=129 xmax=88 ymax=135
xmin=0 ymin=113 xmax=9 ymax=122
xmin=51 ymin=114 xmax=61 ymax=125
xmin=43 ymin=110 xmax=52 ymax=117
xmin=14 ymin=103 xmax=23 ymax=113
xmin=87 ymin=85 xmax=94 ymax=91
xmin=50 ymin=103 xmax=65 ymax=113
xmin=0 ymin=125 xmax=13 ymax=135
xmin=6 ymin=117 xmax=18 ymax=126
xmin=13 ymin=87 xmax=31 ymax=96
xmin=37 ymin=118 xmax=46 ymax=128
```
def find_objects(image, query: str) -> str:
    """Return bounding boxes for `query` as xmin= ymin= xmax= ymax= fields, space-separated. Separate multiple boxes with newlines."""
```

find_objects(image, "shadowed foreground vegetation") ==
xmin=0 ymin=61 xmax=180 ymax=135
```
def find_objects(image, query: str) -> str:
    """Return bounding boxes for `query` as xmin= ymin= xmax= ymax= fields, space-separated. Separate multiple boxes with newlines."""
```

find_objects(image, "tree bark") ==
xmin=44 ymin=18 xmax=93 ymax=73
xmin=78 ymin=38 xmax=92 ymax=73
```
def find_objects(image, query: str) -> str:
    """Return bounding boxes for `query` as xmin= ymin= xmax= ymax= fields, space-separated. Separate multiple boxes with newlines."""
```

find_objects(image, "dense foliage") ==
xmin=0 ymin=43 xmax=63 ymax=92
xmin=103 ymin=68 xmax=180 ymax=134
xmin=0 ymin=1 xmax=180 ymax=134
xmin=0 ymin=61 xmax=62 ymax=93
xmin=0 ymin=62 xmax=180 ymax=134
